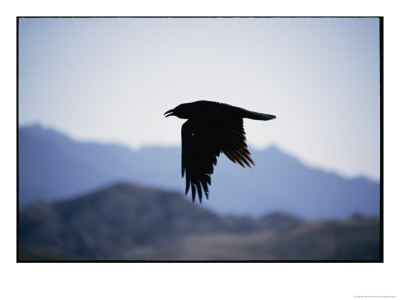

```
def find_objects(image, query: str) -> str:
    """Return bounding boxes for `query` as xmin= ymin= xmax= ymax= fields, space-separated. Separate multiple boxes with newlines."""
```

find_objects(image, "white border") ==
xmin=2 ymin=1 xmax=399 ymax=300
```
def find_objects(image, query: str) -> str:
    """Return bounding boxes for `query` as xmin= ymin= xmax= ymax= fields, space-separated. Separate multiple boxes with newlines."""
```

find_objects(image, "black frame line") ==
xmin=17 ymin=16 xmax=381 ymax=18
xmin=16 ymin=16 xmax=384 ymax=263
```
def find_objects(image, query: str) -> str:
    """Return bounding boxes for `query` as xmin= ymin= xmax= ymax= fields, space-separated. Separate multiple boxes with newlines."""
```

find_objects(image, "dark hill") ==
xmin=19 ymin=183 xmax=303 ymax=260
xmin=18 ymin=183 xmax=380 ymax=261
xmin=140 ymin=218 xmax=380 ymax=261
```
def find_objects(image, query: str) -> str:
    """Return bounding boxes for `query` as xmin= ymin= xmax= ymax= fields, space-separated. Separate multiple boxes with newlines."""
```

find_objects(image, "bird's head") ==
xmin=164 ymin=103 xmax=191 ymax=119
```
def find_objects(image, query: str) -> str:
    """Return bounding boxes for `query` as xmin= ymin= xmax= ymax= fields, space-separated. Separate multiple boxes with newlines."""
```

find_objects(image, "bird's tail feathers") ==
xmin=242 ymin=109 xmax=276 ymax=121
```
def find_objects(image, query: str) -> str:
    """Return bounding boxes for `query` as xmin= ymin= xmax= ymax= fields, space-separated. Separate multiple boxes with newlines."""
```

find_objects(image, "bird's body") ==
xmin=164 ymin=100 xmax=275 ymax=202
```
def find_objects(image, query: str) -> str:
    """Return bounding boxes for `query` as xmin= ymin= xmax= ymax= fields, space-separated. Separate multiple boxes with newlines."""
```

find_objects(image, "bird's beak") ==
xmin=164 ymin=109 xmax=175 ymax=117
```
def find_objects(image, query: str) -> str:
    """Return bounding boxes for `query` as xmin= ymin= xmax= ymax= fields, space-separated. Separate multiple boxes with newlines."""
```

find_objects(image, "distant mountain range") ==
xmin=19 ymin=183 xmax=380 ymax=261
xmin=18 ymin=124 xmax=380 ymax=219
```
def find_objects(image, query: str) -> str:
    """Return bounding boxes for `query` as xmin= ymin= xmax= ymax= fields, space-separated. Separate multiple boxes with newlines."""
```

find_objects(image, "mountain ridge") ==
xmin=18 ymin=124 xmax=380 ymax=219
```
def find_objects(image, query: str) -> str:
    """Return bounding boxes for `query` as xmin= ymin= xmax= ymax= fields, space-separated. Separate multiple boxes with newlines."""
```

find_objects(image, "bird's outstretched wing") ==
xmin=181 ymin=117 xmax=254 ymax=202
xmin=219 ymin=118 xmax=254 ymax=168
xmin=181 ymin=120 xmax=220 ymax=202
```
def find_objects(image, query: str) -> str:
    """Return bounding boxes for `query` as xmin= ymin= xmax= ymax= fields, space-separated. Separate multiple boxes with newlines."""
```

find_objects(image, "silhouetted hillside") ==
xmin=18 ymin=245 xmax=71 ymax=261
xmin=18 ymin=125 xmax=380 ymax=219
xmin=19 ymin=183 xmax=380 ymax=261
xmin=143 ymin=218 xmax=380 ymax=261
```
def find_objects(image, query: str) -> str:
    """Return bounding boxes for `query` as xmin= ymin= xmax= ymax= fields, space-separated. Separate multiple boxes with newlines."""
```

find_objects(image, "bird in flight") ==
xmin=164 ymin=100 xmax=276 ymax=202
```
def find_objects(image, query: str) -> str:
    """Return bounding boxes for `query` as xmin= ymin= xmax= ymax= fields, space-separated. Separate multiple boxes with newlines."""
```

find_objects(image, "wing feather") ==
xmin=181 ymin=117 xmax=255 ymax=202
xmin=221 ymin=118 xmax=255 ymax=168
xmin=181 ymin=120 xmax=220 ymax=202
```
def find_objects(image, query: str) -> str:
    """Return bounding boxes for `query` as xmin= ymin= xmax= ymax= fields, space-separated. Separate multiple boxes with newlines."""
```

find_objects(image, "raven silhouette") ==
xmin=164 ymin=100 xmax=276 ymax=202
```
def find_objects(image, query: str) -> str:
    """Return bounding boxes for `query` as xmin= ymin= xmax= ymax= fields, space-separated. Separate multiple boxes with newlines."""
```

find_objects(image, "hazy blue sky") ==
xmin=18 ymin=17 xmax=380 ymax=180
